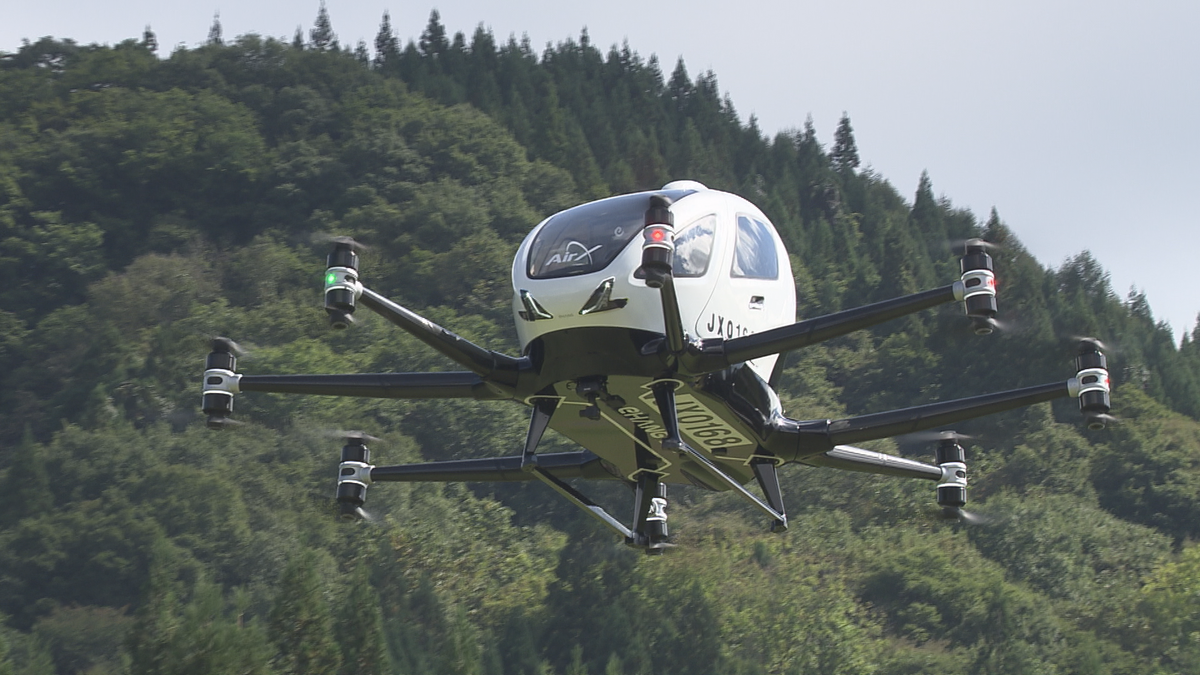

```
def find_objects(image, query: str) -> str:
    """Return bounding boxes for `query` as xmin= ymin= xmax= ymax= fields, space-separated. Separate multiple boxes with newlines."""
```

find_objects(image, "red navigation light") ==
xmin=651 ymin=228 xmax=665 ymax=242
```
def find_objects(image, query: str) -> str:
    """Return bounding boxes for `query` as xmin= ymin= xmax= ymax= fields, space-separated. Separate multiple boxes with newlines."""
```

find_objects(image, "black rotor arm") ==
xmin=774 ymin=380 xmax=1069 ymax=458
xmin=237 ymin=371 xmax=510 ymax=400
xmin=358 ymin=287 xmax=528 ymax=387
xmin=680 ymin=284 xmax=961 ymax=374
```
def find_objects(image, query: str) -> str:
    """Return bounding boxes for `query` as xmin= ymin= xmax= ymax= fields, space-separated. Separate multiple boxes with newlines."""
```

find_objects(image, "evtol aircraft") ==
xmin=201 ymin=180 xmax=1113 ymax=553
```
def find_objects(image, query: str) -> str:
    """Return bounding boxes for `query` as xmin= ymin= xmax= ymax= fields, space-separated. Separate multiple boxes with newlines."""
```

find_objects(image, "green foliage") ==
xmin=1091 ymin=387 xmax=1200 ymax=541
xmin=0 ymin=14 xmax=1198 ymax=675
xmin=1135 ymin=543 xmax=1200 ymax=671
xmin=127 ymin=540 xmax=275 ymax=675
xmin=32 ymin=605 xmax=132 ymax=675
xmin=0 ymin=430 xmax=51 ymax=530
xmin=0 ymin=489 xmax=164 ymax=628
xmin=334 ymin=566 xmax=390 ymax=675
xmin=268 ymin=549 xmax=342 ymax=675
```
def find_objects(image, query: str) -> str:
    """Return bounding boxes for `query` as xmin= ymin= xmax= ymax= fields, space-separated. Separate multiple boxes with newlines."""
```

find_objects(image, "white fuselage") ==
xmin=511 ymin=182 xmax=796 ymax=382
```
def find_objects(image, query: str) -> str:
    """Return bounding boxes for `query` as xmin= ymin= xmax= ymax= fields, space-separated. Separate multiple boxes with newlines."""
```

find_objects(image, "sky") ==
xmin=5 ymin=1 xmax=1198 ymax=341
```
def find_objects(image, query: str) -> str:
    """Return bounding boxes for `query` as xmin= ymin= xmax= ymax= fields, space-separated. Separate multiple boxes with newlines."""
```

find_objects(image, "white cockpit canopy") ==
xmin=525 ymin=187 xmax=698 ymax=279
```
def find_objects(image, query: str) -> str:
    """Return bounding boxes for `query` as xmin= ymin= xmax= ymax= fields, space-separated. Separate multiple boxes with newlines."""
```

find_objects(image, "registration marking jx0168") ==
xmin=638 ymin=391 xmax=754 ymax=451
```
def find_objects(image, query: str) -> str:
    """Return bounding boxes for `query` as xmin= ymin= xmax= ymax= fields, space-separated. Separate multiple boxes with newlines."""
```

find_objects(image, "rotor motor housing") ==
xmin=325 ymin=244 xmax=362 ymax=329
xmin=337 ymin=439 xmax=373 ymax=520
xmin=640 ymin=195 xmax=676 ymax=288
xmin=1073 ymin=342 xmax=1111 ymax=429
xmin=960 ymin=244 xmax=997 ymax=335
xmin=202 ymin=342 xmax=238 ymax=428
xmin=935 ymin=439 xmax=968 ymax=508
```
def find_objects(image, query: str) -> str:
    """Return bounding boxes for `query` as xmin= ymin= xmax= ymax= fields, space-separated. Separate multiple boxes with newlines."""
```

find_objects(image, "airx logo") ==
xmin=544 ymin=241 xmax=601 ymax=270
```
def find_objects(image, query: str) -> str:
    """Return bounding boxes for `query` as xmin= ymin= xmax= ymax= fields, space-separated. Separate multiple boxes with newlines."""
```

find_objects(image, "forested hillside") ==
xmin=2 ymin=8 xmax=1199 ymax=674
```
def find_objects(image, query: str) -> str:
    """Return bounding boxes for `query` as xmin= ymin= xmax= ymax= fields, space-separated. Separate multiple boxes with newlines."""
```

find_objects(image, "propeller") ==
xmin=302 ymin=490 xmax=381 ymax=524
xmin=937 ymin=506 xmax=995 ymax=526
xmin=1086 ymin=413 xmax=1123 ymax=427
xmin=342 ymin=505 xmax=377 ymax=522
xmin=312 ymin=233 xmax=370 ymax=252
xmin=203 ymin=334 xmax=255 ymax=359
xmin=1068 ymin=335 xmax=1120 ymax=355
xmin=942 ymin=237 xmax=1002 ymax=256
xmin=957 ymin=237 xmax=1002 ymax=255
xmin=320 ymin=429 xmax=381 ymax=444
xmin=204 ymin=416 xmax=247 ymax=430
xmin=988 ymin=316 xmax=1027 ymax=334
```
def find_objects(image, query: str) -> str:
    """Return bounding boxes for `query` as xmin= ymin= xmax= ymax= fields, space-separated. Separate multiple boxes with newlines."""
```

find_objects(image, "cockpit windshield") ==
xmin=527 ymin=189 xmax=695 ymax=279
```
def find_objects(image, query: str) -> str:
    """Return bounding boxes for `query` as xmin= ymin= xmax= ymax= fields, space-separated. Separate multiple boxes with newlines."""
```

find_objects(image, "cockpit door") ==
xmin=697 ymin=214 xmax=791 ymax=377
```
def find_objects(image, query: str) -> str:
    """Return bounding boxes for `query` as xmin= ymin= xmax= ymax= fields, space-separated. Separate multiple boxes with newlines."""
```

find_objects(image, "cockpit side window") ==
xmin=673 ymin=214 xmax=716 ymax=278
xmin=731 ymin=215 xmax=779 ymax=279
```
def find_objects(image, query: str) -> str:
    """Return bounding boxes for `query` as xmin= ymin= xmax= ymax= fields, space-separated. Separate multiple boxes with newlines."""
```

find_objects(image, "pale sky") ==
xmin=5 ymin=1 xmax=1198 ymax=341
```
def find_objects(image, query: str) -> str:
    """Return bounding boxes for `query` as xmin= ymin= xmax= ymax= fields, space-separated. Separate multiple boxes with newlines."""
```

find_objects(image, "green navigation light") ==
xmin=325 ymin=272 xmax=337 ymax=285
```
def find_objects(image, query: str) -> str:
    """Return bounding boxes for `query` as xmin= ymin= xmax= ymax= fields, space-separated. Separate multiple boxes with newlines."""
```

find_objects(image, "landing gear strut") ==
xmin=518 ymin=396 xmax=671 ymax=553
xmin=628 ymin=462 xmax=671 ymax=553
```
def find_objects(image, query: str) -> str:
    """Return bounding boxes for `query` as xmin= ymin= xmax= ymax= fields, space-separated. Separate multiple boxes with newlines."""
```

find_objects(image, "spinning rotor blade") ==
xmin=304 ymin=490 xmax=381 ymax=524
xmin=342 ymin=505 xmax=376 ymax=522
xmin=938 ymin=506 xmax=994 ymax=526
xmin=312 ymin=233 xmax=370 ymax=251
xmin=208 ymin=335 xmax=252 ymax=358
xmin=204 ymin=416 xmax=247 ymax=430
xmin=1068 ymin=335 xmax=1117 ymax=355
xmin=946 ymin=237 xmax=1003 ymax=255
xmin=315 ymin=429 xmax=381 ymax=444
xmin=988 ymin=316 xmax=1023 ymax=334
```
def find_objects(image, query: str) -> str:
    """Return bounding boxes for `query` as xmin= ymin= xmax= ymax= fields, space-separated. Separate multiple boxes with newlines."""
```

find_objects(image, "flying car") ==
xmin=201 ymin=180 xmax=1112 ymax=553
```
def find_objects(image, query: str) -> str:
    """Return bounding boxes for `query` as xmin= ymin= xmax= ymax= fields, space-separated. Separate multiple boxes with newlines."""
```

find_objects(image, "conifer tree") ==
xmin=983 ymin=207 xmax=1004 ymax=240
xmin=667 ymin=57 xmax=693 ymax=113
xmin=480 ymin=636 xmax=504 ymax=675
xmin=566 ymin=645 xmax=588 ymax=675
xmin=831 ymin=112 xmax=860 ymax=171
xmin=802 ymin=113 xmax=818 ymax=145
xmin=374 ymin=11 xmax=399 ymax=70
xmin=443 ymin=604 xmax=481 ymax=675
xmin=0 ymin=428 xmax=52 ymax=529
xmin=292 ymin=26 xmax=305 ymax=50
xmin=0 ymin=633 xmax=10 ymax=675
xmin=127 ymin=537 xmax=182 ymax=675
xmin=534 ymin=78 xmax=571 ymax=165
xmin=310 ymin=1 xmax=337 ymax=51
xmin=498 ymin=608 xmax=541 ymax=675
xmin=269 ymin=550 xmax=342 ymax=675
xmin=910 ymin=170 xmax=947 ymax=257
xmin=466 ymin=25 xmax=501 ymax=113
xmin=207 ymin=13 xmax=223 ymax=46
xmin=141 ymin=25 xmax=157 ymax=53
xmin=911 ymin=171 xmax=937 ymax=223
xmin=419 ymin=9 xmax=449 ymax=59
xmin=335 ymin=566 xmax=391 ymax=675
